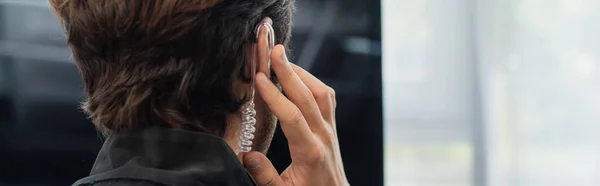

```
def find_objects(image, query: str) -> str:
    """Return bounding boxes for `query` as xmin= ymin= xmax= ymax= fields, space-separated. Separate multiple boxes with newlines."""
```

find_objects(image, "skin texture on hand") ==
xmin=242 ymin=35 xmax=350 ymax=186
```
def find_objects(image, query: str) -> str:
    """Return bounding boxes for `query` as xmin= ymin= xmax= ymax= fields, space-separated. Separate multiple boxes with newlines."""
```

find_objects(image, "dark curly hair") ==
xmin=49 ymin=0 xmax=295 ymax=136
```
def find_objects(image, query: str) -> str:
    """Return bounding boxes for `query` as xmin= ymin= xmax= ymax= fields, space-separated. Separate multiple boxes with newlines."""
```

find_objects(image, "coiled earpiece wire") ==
xmin=237 ymin=22 xmax=276 ymax=154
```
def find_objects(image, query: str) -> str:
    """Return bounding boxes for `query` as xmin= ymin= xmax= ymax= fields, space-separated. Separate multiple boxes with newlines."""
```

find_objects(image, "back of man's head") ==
xmin=50 ymin=0 xmax=295 ymax=136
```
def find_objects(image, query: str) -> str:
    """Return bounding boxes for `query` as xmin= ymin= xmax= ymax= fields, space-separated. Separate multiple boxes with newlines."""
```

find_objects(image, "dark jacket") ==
xmin=72 ymin=127 xmax=256 ymax=186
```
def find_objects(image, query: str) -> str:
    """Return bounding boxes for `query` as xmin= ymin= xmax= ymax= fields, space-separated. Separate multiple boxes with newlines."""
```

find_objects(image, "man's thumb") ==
xmin=243 ymin=151 xmax=284 ymax=186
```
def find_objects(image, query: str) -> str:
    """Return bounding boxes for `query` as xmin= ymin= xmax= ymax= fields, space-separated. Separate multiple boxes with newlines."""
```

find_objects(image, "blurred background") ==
xmin=1 ymin=0 xmax=600 ymax=186
xmin=383 ymin=0 xmax=600 ymax=186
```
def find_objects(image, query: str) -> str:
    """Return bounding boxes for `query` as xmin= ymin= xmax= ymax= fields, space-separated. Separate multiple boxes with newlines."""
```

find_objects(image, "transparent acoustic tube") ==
xmin=238 ymin=22 xmax=275 ymax=153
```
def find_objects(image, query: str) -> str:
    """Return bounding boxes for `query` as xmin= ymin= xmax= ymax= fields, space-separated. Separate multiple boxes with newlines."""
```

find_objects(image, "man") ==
xmin=50 ymin=0 xmax=349 ymax=185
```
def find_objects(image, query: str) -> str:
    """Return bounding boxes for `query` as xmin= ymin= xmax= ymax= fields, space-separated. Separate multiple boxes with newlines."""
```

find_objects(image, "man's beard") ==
xmin=251 ymin=103 xmax=277 ymax=154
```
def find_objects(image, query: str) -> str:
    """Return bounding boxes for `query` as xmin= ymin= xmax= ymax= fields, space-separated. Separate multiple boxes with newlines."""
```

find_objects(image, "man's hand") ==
xmin=243 ymin=43 xmax=349 ymax=186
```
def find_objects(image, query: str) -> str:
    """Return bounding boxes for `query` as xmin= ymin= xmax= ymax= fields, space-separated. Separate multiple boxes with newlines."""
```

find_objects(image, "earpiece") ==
xmin=256 ymin=22 xmax=276 ymax=70
xmin=237 ymin=21 xmax=276 ymax=153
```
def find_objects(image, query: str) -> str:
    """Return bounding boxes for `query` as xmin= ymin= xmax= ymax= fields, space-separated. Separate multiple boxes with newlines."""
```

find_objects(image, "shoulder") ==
xmin=73 ymin=178 xmax=166 ymax=186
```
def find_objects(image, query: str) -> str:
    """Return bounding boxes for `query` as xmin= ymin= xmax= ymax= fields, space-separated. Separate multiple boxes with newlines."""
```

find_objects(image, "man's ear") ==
xmin=239 ymin=17 xmax=275 ymax=100
xmin=255 ymin=17 xmax=275 ymax=77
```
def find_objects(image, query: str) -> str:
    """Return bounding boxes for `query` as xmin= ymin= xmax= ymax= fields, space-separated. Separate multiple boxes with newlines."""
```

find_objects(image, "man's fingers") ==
xmin=270 ymin=45 xmax=324 ymax=130
xmin=255 ymin=72 xmax=316 ymax=150
xmin=243 ymin=151 xmax=284 ymax=186
xmin=290 ymin=64 xmax=336 ymax=123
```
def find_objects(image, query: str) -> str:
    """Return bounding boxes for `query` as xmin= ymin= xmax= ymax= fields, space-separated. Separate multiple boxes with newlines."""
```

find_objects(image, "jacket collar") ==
xmin=73 ymin=127 xmax=254 ymax=186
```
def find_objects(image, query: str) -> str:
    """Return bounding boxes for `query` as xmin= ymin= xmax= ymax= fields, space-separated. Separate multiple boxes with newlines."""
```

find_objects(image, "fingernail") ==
xmin=246 ymin=156 xmax=261 ymax=169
